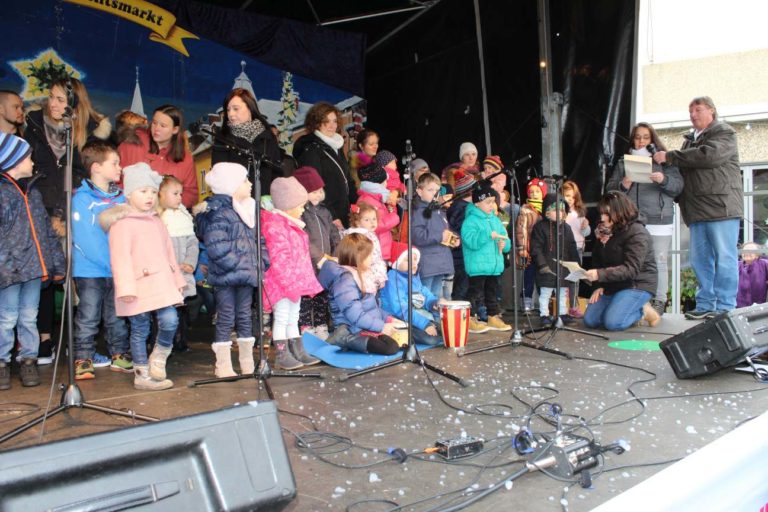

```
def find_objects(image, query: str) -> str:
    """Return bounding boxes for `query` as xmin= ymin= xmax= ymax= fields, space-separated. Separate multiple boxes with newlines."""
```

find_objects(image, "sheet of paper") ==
xmin=623 ymin=154 xmax=653 ymax=184
xmin=559 ymin=261 xmax=592 ymax=282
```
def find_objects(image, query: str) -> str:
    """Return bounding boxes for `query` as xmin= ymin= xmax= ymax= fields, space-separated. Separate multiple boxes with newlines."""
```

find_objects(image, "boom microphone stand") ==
xmin=338 ymin=140 xmax=467 ymax=387
xmin=0 ymin=82 xmax=156 ymax=445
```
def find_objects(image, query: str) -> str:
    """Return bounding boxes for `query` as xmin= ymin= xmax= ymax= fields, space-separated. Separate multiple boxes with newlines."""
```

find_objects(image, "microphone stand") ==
xmin=338 ymin=140 xmax=467 ymax=387
xmin=0 ymin=90 xmax=157 ymax=445
xmin=189 ymin=138 xmax=321 ymax=398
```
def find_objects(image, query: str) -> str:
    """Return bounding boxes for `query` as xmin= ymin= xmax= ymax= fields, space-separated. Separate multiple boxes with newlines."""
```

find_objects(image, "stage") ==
xmin=1 ymin=313 xmax=766 ymax=511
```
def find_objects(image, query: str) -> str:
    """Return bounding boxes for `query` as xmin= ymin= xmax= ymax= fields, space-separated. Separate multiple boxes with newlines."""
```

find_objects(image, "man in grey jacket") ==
xmin=653 ymin=96 xmax=742 ymax=320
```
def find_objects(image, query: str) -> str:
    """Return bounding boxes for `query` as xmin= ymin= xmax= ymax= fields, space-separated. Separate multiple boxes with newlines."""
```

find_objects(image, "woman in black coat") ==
xmin=584 ymin=191 xmax=659 ymax=331
xmin=211 ymin=88 xmax=282 ymax=194
xmin=293 ymin=102 xmax=356 ymax=228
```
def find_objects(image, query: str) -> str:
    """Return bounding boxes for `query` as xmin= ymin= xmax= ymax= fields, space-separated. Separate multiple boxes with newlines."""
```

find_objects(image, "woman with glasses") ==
xmin=583 ymin=191 xmax=660 ymax=331
xmin=606 ymin=122 xmax=683 ymax=316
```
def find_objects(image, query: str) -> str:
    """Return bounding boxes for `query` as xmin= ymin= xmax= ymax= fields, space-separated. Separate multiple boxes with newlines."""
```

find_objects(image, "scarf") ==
xmin=43 ymin=114 xmax=67 ymax=160
xmin=314 ymin=130 xmax=344 ymax=151
xmin=527 ymin=198 xmax=542 ymax=214
xmin=230 ymin=119 xmax=265 ymax=143
xmin=359 ymin=180 xmax=390 ymax=204
xmin=630 ymin=147 xmax=652 ymax=157
xmin=160 ymin=205 xmax=195 ymax=237
xmin=233 ymin=197 xmax=256 ymax=228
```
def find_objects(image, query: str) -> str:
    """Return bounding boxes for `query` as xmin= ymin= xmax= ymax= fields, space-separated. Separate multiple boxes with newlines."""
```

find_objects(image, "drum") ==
xmin=439 ymin=300 xmax=471 ymax=349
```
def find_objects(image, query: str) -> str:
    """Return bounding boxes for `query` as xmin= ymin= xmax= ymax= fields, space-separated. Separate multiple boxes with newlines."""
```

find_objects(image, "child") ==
xmin=101 ymin=163 xmax=184 ymax=390
xmin=381 ymin=247 xmax=444 ymax=346
xmin=318 ymin=233 xmax=403 ymax=354
xmin=0 ymin=134 xmax=64 ymax=389
xmin=158 ymin=175 xmax=199 ymax=352
xmin=737 ymin=242 xmax=768 ymax=308
xmin=356 ymin=159 xmax=401 ymax=262
xmin=530 ymin=193 xmax=580 ymax=327
xmin=447 ymin=170 xmax=475 ymax=302
xmin=482 ymin=155 xmax=511 ymax=218
xmin=293 ymin=166 xmax=340 ymax=341
xmin=516 ymin=178 xmax=547 ymax=311
xmin=345 ymin=202 xmax=388 ymax=291
xmin=411 ymin=172 xmax=457 ymax=299
xmin=72 ymin=140 xmax=131 ymax=380
xmin=562 ymin=180 xmax=591 ymax=318
xmin=262 ymin=176 xmax=324 ymax=369
xmin=375 ymin=149 xmax=405 ymax=201
xmin=195 ymin=162 xmax=259 ymax=377
xmin=461 ymin=181 xmax=512 ymax=332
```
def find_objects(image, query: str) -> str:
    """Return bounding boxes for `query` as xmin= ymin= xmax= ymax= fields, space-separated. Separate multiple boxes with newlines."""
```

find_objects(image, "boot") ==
xmin=651 ymin=299 xmax=666 ymax=317
xmin=236 ymin=337 xmax=256 ymax=375
xmin=133 ymin=364 xmax=173 ymax=391
xmin=274 ymin=340 xmax=303 ymax=370
xmin=148 ymin=345 xmax=172 ymax=381
xmin=642 ymin=302 xmax=661 ymax=327
xmin=211 ymin=341 xmax=237 ymax=377
xmin=289 ymin=337 xmax=320 ymax=366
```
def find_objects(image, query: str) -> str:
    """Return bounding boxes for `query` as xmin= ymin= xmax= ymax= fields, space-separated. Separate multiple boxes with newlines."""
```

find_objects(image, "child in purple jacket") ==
xmin=736 ymin=242 xmax=768 ymax=308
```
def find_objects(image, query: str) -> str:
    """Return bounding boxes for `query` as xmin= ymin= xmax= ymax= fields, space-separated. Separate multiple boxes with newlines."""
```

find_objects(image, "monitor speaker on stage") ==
xmin=660 ymin=304 xmax=768 ymax=378
xmin=0 ymin=400 xmax=295 ymax=511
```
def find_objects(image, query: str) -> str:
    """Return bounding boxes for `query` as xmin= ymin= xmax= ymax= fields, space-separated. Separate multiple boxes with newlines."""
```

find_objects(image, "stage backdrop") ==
xmin=1 ymin=0 xmax=367 ymax=199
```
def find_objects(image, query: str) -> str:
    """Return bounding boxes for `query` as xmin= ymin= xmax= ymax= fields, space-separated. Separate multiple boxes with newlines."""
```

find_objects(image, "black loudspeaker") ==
xmin=0 ymin=401 xmax=295 ymax=511
xmin=661 ymin=304 xmax=768 ymax=378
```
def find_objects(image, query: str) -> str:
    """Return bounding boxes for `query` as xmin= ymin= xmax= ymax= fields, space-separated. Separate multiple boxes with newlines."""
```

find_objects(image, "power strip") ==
xmin=434 ymin=436 xmax=484 ymax=460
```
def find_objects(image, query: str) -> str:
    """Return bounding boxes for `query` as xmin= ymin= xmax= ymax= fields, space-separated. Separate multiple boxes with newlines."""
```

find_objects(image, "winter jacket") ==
xmin=461 ymin=203 xmax=511 ymax=277
xmin=592 ymin=219 xmax=657 ymax=296
xmin=447 ymin=199 xmax=470 ymax=268
xmin=294 ymin=132 xmax=357 ymax=226
xmin=530 ymin=219 xmax=580 ymax=288
xmin=261 ymin=209 xmax=323 ymax=312
xmin=101 ymin=205 xmax=185 ymax=317
xmin=380 ymin=269 xmax=437 ymax=331
xmin=411 ymin=197 xmax=454 ymax=278
xmin=356 ymin=188 xmax=400 ymax=261
xmin=24 ymin=108 xmax=111 ymax=214
xmin=194 ymin=194 xmax=259 ymax=288
xmin=161 ymin=207 xmax=199 ymax=298
xmin=318 ymin=261 xmax=388 ymax=335
xmin=665 ymin=120 xmax=742 ymax=225
xmin=0 ymin=174 xmax=65 ymax=289
xmin=607 ymin=158 xmax=683 ymax=225
xmin=515 ymin=203 xmax=541 ymax=259
xmin=211 ymin=124 xmax=282 ymax=194
xmin=737 ymin=258 xmax=768 ymax=308
xmin=72 ymin=180 xmax=125 ymax=278
xmin=118 ymin=129 xmax=198 ymax=208
xmin=302 ymin=202 xmax=341 ymax=270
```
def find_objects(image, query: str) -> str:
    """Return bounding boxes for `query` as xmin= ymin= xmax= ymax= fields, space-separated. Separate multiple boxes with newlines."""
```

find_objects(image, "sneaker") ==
xmin=486 ymin=314 xmax=512 ymax=331
xmin=540 ymin=316 xmax=553 ymax=328
xmin=469 ymin=317 xmax=490 ymax=334
xmin=684 ymin=309 xmax=711 ymax=320
xmin=0 ymin=361 xmax=10 ymax=390
xmin=19 ymin=358 xmax=40 ymax=387
xmin=560 ymin=315 xmax=577 ymax=326
xmin=75 ymin=359 xmax=95 ymax=380
xmin=523 ymin=298 xmax=533 ymax=312
xmin=568 ymin=307 xmax=584 ymax=319
xmin=36 ymin=339 xmax=55 ymax=365
xmin=110 ymin=353 xmax=134 ymax=373
xmin=704 ymin=310 xmax=728 ymax=320
xmin=92 ymin=352 xmax=111 ymax=368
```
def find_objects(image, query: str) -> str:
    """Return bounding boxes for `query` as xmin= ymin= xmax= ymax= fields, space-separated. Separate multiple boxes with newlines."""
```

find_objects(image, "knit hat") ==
xmin=542 ymin=193 xmax=567 ymax=213
xmin=459 ymin=142 xmax=478 ymax=160
xmin=0 ymin=133 xmax=32 ymax=173
xmin=392 ymin=245 xmax=420 ymax=270
xmin=483 ymin=155 xmax=503 ymax=172
xmin=408 ymin=158 xmax=428 ymax=175
xmin=472 ymin=180 xmax=497 ymax=204
xmin=123 ymin=162 xmax=163 ymax=197
xmin=292 ymin=166 xmax=324 ymax=193
xmin=271 ymin=176 xmax=308 ymax=211
xmin=526 ymin=178 xmax=548 ymax=198
xmin=453 ymin=170 xmax=475 ymax=196
xmin=374 ymin=150 xmax=397 ymax=169
xmin=205 ymin=162 xmax=248 ymax=196
xmin=358 ymin=162 xmax=387 ymax=184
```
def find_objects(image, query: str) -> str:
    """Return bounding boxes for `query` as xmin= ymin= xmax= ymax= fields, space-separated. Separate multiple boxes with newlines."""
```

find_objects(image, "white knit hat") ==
xmin=206 ymin=162 xmax=248 ymax=196
xmin=122 ymin=163 xmax=162 ymax=197
xmin=459 ymin=142 xmax=478 ymax=160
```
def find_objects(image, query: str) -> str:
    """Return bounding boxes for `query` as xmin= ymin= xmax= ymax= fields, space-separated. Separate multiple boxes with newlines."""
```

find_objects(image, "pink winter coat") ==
xmin=261 ymin=209 xmax=323 ymax=312
xmin=356 ymin=189 xmax=400 ymax=261
xmin=101 ymin=205 xmax=185 ymax=317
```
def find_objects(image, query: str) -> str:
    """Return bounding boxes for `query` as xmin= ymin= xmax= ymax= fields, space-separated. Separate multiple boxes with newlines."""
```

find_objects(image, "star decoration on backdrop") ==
xmin=10 ymin=48 xmax=83 ymax=100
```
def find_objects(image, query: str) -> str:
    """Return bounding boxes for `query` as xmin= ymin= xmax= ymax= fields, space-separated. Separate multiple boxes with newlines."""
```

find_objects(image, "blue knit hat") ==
xmin=0 ymin=133 xmax=32 ymax=173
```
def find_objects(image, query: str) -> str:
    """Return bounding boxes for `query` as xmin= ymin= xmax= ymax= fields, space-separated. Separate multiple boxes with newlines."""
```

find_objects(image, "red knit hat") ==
xmin=453 ymin=170 xmax=475 ymax=196
xmin=526 ymin=178 xmax=548 ymax=197
xmin=293 ymin=166 xmax=324 ymax=193
xmin=483 ymin=155 xmax=503 ymax=172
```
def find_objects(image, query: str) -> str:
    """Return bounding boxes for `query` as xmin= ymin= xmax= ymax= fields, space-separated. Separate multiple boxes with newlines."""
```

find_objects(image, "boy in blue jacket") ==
xmin=72 ymin=140 xmax=131 ymax=380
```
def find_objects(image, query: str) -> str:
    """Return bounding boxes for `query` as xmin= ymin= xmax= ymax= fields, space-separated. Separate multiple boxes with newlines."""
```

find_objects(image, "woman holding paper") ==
xmin=583 ymin=191 xmax=660 ymax=331
xmin=606 ymin=122 xmax=683 ymax=316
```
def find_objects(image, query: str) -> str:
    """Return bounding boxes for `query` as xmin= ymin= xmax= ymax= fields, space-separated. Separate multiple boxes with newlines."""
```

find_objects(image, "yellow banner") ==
xmin=64 ymin=0 xmax=198 ymax=57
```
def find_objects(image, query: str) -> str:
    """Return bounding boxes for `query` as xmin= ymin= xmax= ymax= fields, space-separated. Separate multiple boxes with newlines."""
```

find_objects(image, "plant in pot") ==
xmin=680 ymin=267 xmax=698 ymax=312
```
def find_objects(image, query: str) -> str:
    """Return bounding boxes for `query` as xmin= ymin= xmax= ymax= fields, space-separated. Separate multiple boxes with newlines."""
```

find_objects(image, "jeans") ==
xmin=214 ymin=285 xmax=253 ymax=342
xmin=539 ymin=287 xmax=567 ymax=317
xmin=272 ymin=298 xmax=301 ymax=340
xmin=584 ymin=289 xmax=652 ymax=331
xmin=74 ymin=277 xmax=129 ymax=360
xmin=0 ymin=279 xmax=41 ymax=362
xmin=689 ymin=219 xmax=740 ymax=311
xmin=651 ymin=234 xmax=672 ymax=304
xmin=128 ymin=306 xmax=178 ymax=365
xmin=422 ymin=274 xmax=450 ymax=301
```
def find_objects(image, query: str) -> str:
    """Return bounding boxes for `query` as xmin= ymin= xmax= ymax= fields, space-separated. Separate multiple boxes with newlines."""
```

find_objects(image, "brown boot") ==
xmin=289 ymin=337 xmax=321 ymax=366
xmin=642 ymin=302 xmax=661 ymax=327
xmin=133 ymin=364 xmax=173 ymax=391
xmin=274 ymin=340 xmax=303 ymax=370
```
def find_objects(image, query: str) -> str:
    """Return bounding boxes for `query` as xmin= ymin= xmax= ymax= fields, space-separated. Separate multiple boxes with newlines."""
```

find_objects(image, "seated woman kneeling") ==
xmin=584 ymin=191 xmax=660 ymax=331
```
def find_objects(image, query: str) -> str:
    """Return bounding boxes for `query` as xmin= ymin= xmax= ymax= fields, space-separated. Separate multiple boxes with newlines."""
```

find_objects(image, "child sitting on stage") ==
xmin=344 ymin=202 xmax=388 ymax=291
xmin=318 ymin=233 xmax=404 ymax=355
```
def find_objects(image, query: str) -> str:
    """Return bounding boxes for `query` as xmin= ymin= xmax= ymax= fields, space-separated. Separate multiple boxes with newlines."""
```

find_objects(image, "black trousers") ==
xmin=468 ymin=275 xmax=500 ymax=317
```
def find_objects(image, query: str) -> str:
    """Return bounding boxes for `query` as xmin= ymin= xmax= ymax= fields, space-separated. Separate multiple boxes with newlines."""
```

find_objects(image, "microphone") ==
xmin=645 ymin=143 xmax=657 ymax=155
xmin=511 ymin=154 xmax=532 ymax=168
xmin=422 ymin=200 xmax=438 ymax=218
